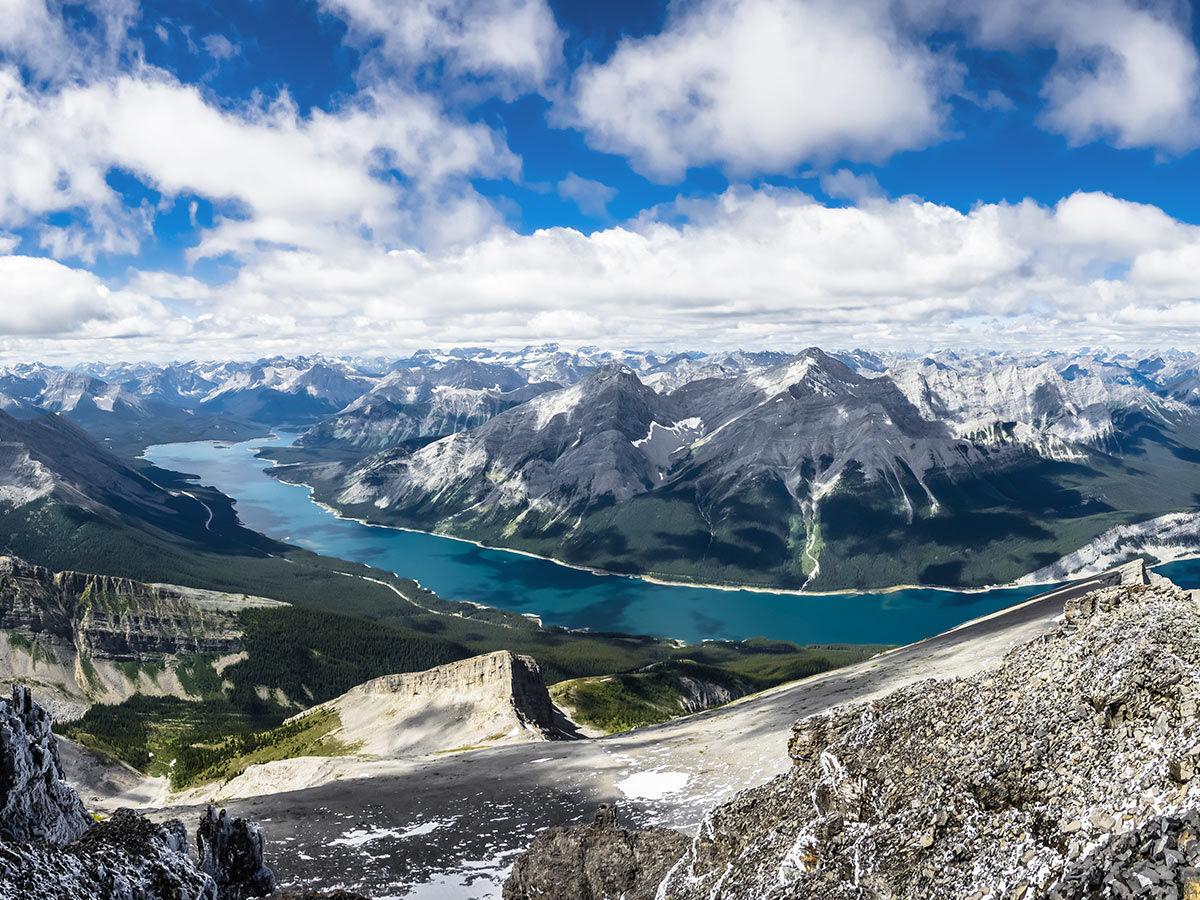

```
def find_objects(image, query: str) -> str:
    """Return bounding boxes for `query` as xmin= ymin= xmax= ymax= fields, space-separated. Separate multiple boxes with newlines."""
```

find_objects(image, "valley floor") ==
xmin=64 ymin=568 xmax=1140 ymax=898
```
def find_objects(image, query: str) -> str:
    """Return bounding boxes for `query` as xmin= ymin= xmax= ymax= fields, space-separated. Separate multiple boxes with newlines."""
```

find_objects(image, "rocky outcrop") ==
xmin=503 ymin=804 xmax=689 ymax=900
xmin=657 ymin=568 xmax=1200 ymax=899
xmin=197 ymin=805 xmax=276 ymax=900
xmin=0 ymin=686 xmax=275 ymax=900
xmin=2 ymin=805 xmax=276 ymax=900
xmin=1 ymin=808 xmax=218 ymax=900
xmin=673 ymin=674 xmax=752 ymax=714
xmin=0 ymin=684 xmax=91 ymax=846
xmin=295 ymin=650 xmax=563 ymax=759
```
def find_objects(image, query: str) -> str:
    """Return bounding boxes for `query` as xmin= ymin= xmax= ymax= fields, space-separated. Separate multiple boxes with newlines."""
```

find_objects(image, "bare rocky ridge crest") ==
xmin=507 ymin=563 xmax=1200 ymax=899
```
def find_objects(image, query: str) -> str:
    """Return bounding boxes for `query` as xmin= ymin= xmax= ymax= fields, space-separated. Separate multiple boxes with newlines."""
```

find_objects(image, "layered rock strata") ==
xmin=0 ymin=555 xmax=284 ymax=705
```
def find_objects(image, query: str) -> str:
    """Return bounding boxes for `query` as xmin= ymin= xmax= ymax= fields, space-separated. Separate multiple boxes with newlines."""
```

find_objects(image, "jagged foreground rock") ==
xmin=654 ymin=570 xmax=1200 ymax=899
xmin=503 ymin=804 xmax=689 ymax=900
xmin=0 ymin=684 xmax=275 ymax=900
xmin=0 ymin=685 xmax=91 ymax=846
xmin=197 ymin=805 xmax=276 ymax=900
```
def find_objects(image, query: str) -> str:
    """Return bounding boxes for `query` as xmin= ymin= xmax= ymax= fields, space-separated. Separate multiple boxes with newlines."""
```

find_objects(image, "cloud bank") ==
xmin=0 ymin=0 xmax=1199 ymax=361
xmin=4 ymin=187 xmax=1200 ymax=360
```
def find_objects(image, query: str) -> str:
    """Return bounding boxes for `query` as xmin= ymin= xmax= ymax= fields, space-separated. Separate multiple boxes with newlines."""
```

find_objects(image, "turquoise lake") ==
xmin=144 ymin=436 xmax=1200 ymax=647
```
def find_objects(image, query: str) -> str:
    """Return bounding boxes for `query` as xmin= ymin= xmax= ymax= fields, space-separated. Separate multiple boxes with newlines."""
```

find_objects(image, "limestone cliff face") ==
xmin=0 ymin=556 xmax=284 ymax=707
xmin=298 ymin=650 xmax=563 ymax=759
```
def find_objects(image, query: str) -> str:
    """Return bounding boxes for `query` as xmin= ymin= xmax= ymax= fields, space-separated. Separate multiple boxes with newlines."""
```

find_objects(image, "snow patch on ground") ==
xmin=616 ymin=769 xmax=691 ymax=800
xmin=386 ymin=849 xmax=523 ymax=900
xmin=329 ymin=816 xmax=458 ymax=848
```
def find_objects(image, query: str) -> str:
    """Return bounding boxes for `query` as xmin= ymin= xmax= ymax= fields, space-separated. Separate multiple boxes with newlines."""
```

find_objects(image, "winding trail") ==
xmin=169 ymin=489 xmax=215 ymax=531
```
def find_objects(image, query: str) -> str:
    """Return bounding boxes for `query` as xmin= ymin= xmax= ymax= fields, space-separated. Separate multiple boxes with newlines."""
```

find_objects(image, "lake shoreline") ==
xmin=140 ymin=434 xmax=1198 ymax=647
xmin=256 ymin=443 xmax=1057 ymax=601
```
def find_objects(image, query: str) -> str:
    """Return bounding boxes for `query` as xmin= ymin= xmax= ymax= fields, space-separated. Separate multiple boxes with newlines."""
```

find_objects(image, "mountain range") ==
xmin=275 ymin=348 xmax=1200 ymax=590
xmin=4 ymin=344 xmax=1200 ymax=590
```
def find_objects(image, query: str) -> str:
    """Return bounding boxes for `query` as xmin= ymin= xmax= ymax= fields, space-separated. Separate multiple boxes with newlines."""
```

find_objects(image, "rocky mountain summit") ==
xmin=0 ymin=684 xmax=274 ymax=900
xmin=508 ymin=564 xmax=1200 ymax=899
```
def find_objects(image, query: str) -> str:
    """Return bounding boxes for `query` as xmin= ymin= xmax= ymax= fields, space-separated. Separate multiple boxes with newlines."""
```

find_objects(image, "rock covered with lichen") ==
xmin=658 ymin=567 xmax=1200 ymax=899
xmin=504 ymin=803 xmax=689 ymax=900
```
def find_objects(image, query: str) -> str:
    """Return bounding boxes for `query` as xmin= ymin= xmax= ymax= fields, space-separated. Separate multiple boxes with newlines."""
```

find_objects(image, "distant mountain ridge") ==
xmin=5 ymin=345 xmax=1200 ymax=590
xmin=272 ymin=347 xmax=1200 ymax=591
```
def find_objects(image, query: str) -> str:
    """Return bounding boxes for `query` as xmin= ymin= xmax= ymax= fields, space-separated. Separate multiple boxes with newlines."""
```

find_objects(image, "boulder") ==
xmin=503 ymin=803 xmax=688 ymax=900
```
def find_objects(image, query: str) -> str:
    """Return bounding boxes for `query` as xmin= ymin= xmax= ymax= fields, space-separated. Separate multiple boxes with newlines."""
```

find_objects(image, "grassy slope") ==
xmin=552 ymin=642 xmax=886 ymax=733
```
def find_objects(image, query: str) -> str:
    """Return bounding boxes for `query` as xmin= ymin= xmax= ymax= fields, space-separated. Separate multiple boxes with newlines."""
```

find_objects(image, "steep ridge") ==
xmin=887 ymin=356 xmax=1185 ymax=451
xmin=505 ymin=563 xmax=1200 ymax=899
xmin=670 ymin=348 xmax=968 ymax=509
xmin=180 ymin=650 xmax=570 ymax=801
xmin=297 ymin=378 xmax=559 ymax=451
xmin=338 ymin=364 xmax=681 ymax=530
xmin=0 ymin=410 xmax=183 ymax=522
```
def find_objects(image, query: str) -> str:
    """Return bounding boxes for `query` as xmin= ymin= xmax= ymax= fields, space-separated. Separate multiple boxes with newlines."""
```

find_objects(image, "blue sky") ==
xmin=1 ymin=0 xmax=1200 ymax=359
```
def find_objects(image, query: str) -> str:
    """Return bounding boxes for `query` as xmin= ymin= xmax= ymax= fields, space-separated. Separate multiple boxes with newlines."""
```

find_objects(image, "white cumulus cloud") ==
xmin=46 ymin=187 xmax=1198 ymax=360
xmin=567 ymin=0 xmax=953 ymax=180
xmin=319 ymin=0 xmax=564 ymax=97
xmin=905 ymin=0 xmax=1200 ymax=152
xmin=0 ymin=255 xmax=169 ymax=336
xmin=0 ymin=67 xmax=518 ymax=261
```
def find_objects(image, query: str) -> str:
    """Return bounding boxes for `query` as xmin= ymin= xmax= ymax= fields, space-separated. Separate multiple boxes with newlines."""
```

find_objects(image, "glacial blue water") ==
xmin=144 ymin=435 xmax=1199 ymax=647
